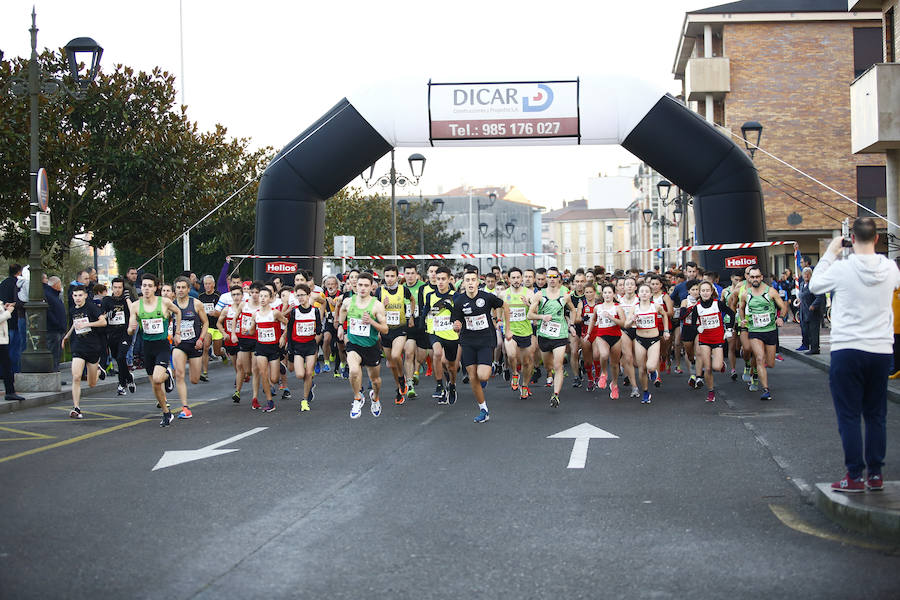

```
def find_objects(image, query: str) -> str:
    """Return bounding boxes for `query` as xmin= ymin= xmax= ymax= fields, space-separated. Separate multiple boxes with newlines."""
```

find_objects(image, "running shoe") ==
xmin=511 ymin=372 xmax=520 ymax=391
xmin=69 ymin=407 xmax=83 ymax=419
xmin=748 ymin=378 xmax=759 ymax=392
xmin=165 ymin=369 xmax=175 ymax=393
xmin=706 ymin=390 xmax=716 ymax=403
xmin=322 ymin=362 xmax=331 ymax=373
xmin=199 ymin=372 xmax=209 ymax=382
xmin=598 ymin=372 xmax=608 ymax=389
xmin=400 ymin=379 xmax=409 ymax=397
xmin=447 ymin=384 xmax=457 ymax=405
xmin=282 ymin=388 xmax=292 ymax=399
xmin=503 ymin=366 xmax=511 ymax=382
xmin=673 ymin=367 xmax=683 ymax=375
xmin=368 ymin=388 xmax=376 ymax=402
xmin=609 ymin=385 xmax=619 ymax=400
xmin=127 ymin=371 xmax=136 ymax=393
xmin=300 ymin=399 xmax=310 ymax=412
xmin=520 ymin=385 xmax=531 ymax=400
xmin=531 ymin=367 xmax=541 ymax=384
xmin=160 ymin=412 xmax=174 ymax=427
xmin=630 ymin=387 xmax=640 ymax=399
xmin=333 ymin=368 xmax=342 ymax=379
xmin=586 ymin=378 xmax=595 ymax=392
xmin=407 ymin=384 xmax=416 ymax=399
xmin=775 ymin=353 xmax=784 ymax=362
xmin=232 ymin=390 xmax=240 ymax=403
xmin=412 ymin=370 xmax=420 ymax=385
xmin=341 ymin=365 xmax=350 ymax=379
xmin=263 ymin=400 xmax=276 ymax=413
xmin=350 ymin=397 xmax=364 ymax=419
xmin=641 ymin=391 xmax=652 ymax=404
xmin=742 ymin=366 xmax=751 ymax=382
xmin=730 ymin=369 xmax=737 ymax=382
xmin=251 ymin=397 xmax=261 ymax=410
xmin=866 ymin=473 xmax=884 ymax=491
xmin=98 ymin=367 xmax=106 ymax=381
xmin=651 ymin=371 xmax=661 ymax=388
xmin=572 ymin=375 xmax=583 ymax=388
xmin=694 ymin=377 xmax=704 ymax=390
xmin=395 ymin=390 xmax=405 ymax=405
xmin=688 ymin=375 xmax=696 ymax=388
xmin=178 ymin=406 xmax=193 ymax=419
xmin=308 ymin=383 xmax=316 ymax=403
xmin=314 ymin=361 xmax=321 ymax=375
xmin=546 ymin=376 xmax=553 ymax=388
xmin=117 ymin=385 xmax=127 ymax=396
xmin=432 ymin=384 xmax=445 ymax=400
xmin=370 ymin=399 xmax=382 ymax=417
xmin=831 ymin=473 xmax=865 ymax=493
xmin=473 ymin=408 xmax=490 ymax=423
xmin=760 ymin=388 xmax=772 ymax=401
xmin=550 ymin=393 xmax=560 ymax=408
xmin=623 ymin=376 xmax=631 ymax=387
xmin=463 ymin=373 xmax=470 ymax=384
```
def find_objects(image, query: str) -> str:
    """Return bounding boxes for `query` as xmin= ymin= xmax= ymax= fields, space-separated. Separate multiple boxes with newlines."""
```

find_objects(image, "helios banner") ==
xmin=429 ymin=80 xmax=580 ymax=142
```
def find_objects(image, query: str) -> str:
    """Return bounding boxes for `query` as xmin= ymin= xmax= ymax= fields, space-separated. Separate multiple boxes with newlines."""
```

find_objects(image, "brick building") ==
xmin=673 ymin=0 xmax=887 ymax=273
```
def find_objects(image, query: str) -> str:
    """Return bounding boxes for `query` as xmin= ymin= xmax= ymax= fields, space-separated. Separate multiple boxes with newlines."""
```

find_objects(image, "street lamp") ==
xmin=461 ymin=241 xmax=470 ymax=254
xmin=397 ymin=194 xmax=444 ymax=271
xmin=3 ymin=9 xmax=102 ymax=384
xmin=361 ymin=150 xmax=426 ymax=258
xmin=480 ymin=216 xmax=516 ymax=269
xmin=656 ymin=179 xmax=693 ymax=268
xmin=740 ymin=121 xmax=763 ymax=160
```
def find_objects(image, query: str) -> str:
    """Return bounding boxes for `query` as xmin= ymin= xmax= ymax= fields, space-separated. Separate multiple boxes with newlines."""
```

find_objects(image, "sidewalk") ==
xmin=778 ymin=322 xmax=900 ymax=541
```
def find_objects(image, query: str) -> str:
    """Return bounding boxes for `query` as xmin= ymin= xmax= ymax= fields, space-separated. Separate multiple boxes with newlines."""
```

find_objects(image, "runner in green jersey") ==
xmin=402 ymin=263 xmax=426 ymax=398
xmin=528 ymin=266 xmax=577 ymax=408
xmin=739 ymin=266 xmax=786 ymax=401
xmin=502 ymin=267 xmax=536 ymax=399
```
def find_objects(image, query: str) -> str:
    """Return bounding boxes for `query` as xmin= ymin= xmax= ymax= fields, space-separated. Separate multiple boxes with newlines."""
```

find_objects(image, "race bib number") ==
xmin=433 ymin=315 xmax=452 ymax=332
xmin=510 ymin=306 xmax=527 ymax=322
xmin=74 ymin=317 xmax=90 ymax=335
xmin=386 ymin=310 xmax=402 ymax=326
xmin=405 ymin=303 xmax=412 ymax=319
xmin=673 ymin=307 xmax=681 ymax=319
xmin=241 ymin=315 xmax=252 ymax=333
xmin=701 ymin=314 xmax=721 ymax=330
xmin=295 ymin=321 xmax=315 ymax=337
xmin=464 ymin=314 xmax=489 ymax=331
xmin=109 ymin=311 xmax=125 ymax=326
xmin=751 ymin=313 xmax=771 ymax=328
xmin=180 ymin=320 xmax=196 ymax=341
xmin=635 ymin=314 xmax=656 ymax=329
xmin=349 ymin=318 xmax=371 ymax=337
xmin=169 ymin=321 xmax=175 ymax=337
xmin=539 ymin=320 xmax=562 ymax=337
xmin=258 ymin=327 xmax=276 ymax=343
xmin=142 ymin=318 xmax=163 ymax=335
xmin=597 ymin=312 xmax=614 ymax=328
xmin=203 ymin=303 xmax=215 ymax=314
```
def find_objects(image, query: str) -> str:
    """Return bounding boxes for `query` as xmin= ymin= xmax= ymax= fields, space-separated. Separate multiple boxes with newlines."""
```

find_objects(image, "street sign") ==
xmin=34 ymin=212 xmax=50 ymax=235
xmin=547 ymin=423 xmax=619 ymax=469
xmin=152 ymin=427 xmax=267 ymax=471
xmin=36 ymin=167 xmax=49 ymax=212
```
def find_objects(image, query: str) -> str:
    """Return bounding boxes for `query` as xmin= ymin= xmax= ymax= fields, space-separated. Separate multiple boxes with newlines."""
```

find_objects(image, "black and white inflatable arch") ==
xmin=253 ymin=75 xmax=765 ymax=279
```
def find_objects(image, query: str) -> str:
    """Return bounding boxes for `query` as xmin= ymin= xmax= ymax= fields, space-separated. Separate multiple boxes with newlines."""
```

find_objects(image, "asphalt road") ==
xmin=1 ymin=356 xmax=898 ymax=599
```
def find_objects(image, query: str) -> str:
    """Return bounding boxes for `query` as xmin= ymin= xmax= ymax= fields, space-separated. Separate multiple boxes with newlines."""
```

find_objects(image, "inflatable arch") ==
xmin=253 ymin=75 xmax=765 ymax=279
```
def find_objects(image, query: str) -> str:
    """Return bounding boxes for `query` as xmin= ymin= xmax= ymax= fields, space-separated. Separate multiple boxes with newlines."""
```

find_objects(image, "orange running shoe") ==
xmin=511 ymin=372 xmax=520 ymax=391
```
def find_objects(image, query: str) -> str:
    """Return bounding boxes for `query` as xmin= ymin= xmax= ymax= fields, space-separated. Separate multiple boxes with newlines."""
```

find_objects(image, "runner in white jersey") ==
xmin=617 ymin=277 xmax=640 ymax=398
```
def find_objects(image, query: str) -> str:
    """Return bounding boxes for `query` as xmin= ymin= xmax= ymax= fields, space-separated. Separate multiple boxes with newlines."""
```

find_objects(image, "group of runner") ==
xmin=61 ymin=259 xmax=789 ymax=427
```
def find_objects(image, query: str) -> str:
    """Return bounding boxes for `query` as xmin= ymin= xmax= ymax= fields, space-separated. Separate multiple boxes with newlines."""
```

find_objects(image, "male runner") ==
xmin=378 ymin=265 xmax=414 ymax=405
xmin=64 ymin=287 xmax=107 ymax=418
xmin=424 ymin=266 xmax=461 ymax=404
xmin=282 ymin=284 xmax=321 ymax=411
xmin=171 ymin=276 xmax=209 ymax=419
xmin=528 ymin=266 xmax=577 ymax=408
xmin=402 ymin=263 xmax=426 ymax=398
xmin=502 ymin=267 xmax=536 ymax=399
xmin=338 ymin=272 xmax=388 ymax=418
xmin=101 ymin=277 xmax=135 ymax=396
xmin=198 ymin=274 xmax=224 ymax=381
xmin=739 ymin=266 xmax=787 ymax=400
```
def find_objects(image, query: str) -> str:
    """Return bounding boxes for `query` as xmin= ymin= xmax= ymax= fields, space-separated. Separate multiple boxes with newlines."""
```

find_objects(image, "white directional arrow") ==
xmin=547 ymin=423 xmax=619 ymax=469
xmin=152 ymin=427 xmax=268 ymax=471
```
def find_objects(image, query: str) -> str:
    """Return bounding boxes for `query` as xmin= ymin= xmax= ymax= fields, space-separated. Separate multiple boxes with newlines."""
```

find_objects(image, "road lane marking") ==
xmin=0 ymin=426 xmax=55 ymax=442
xmin=769 ymin=504 xmax=900 ymax=554
xmin=153 ymin=427 xmax=268 ymax=471
xmin=0 ymin=419 xmax=152 ymax=464
xmin=548 ymin=423 xmax=619 ymax=469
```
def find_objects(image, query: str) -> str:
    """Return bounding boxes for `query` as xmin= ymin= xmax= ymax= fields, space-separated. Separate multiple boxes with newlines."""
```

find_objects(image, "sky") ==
xmin=1 ymin=0 xmax=709 ymax=210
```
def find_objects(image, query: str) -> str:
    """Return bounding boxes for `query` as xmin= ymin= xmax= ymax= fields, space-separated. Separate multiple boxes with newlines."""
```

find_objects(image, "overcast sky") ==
xmin=1 ymin=0 xmax=708 ymax=209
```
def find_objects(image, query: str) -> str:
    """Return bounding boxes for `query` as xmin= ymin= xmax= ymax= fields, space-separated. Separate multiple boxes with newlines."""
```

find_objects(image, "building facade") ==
xmin=542 ymin=200 xmax=631 ymax=272
xmin=673 ymin=0 xmax=886 ymax=273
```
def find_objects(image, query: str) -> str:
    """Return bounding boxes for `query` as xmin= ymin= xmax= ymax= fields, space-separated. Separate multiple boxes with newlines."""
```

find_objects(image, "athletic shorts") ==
xmin=624 ymin=327 xmax=637 ymax=341
xmin=699 ymin=341 xmax=727 ymax=350
xmin=461 ymin=343 xmax=494 ymax=368
xmin=174 ymin=341 xmax=202 ymax=359
xmin=635 ymin=335 xmax=660 ymax=350
xmin=429 ymin=335 xmax=459 ymax=362
xmin=143 ymin=339 xmax=171 ymax=376
xmin=346 ymin=342 xmax=382 ymax=367
xmin=380 ymin=327 xmax=407 ymax=347
xmin=254 ymin=343 xmax=281 ymax=361
xmin=599 ymin=334 xmax=621 ymax=348
xmin=681 ymin=325 xmax=698 ymax=343
xmin=238 ymin=337 xmax=256 ymax=353
xmin=224 ymin=344 xmax=239 ymax=356
xmin=72 ymin=347 xmax=102 ymax=365
xmin=748 ymin=330 xmax=778 ymax=347
xmin=209 ymin=328 xmax=223 ymax=341
xmin=512 ymin=334 xmax=533 ymax=349
xmin=323 ymin=320 xmax=338 ymax=337
xmin=409 ymin=327 xmax=430 ymax=350
xmin=538 ymin=336 xmax=568 ymax=353
xmin=289 ymin=340 xmax=318 ymax=358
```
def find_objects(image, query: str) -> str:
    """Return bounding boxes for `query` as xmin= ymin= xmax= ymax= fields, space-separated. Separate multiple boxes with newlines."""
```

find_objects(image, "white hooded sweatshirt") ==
xmin=809 ymin=252 xmax=900 ymax=354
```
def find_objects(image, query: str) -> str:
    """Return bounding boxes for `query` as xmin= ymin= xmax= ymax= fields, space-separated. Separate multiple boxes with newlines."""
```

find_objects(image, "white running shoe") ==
xmin=370 ymin=399 xmax=382 ymax=417
xmin=350 ymin=398 xmax=364 ymax=419
xmin=629 ymin=386 xmax=640 ymax=398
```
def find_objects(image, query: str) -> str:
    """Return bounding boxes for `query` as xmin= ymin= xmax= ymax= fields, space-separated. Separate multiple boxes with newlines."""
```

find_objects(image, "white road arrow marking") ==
xmin=152 ymin=427 xmax=268 ymax=471
xmin=547 ymin=423 xmax=619 ymax=469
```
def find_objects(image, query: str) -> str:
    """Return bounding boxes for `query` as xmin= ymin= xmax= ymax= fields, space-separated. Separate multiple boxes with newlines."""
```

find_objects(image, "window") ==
xmin=887 ymin=7 xmax=896 ymax=63
xmin=857 ymin=166 xmax=887 ymax=218
xmin=854 ymin=27 xmax=883 ymax=78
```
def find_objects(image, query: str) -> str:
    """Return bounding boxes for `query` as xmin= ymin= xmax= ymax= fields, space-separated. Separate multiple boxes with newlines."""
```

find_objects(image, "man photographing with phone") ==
xmin=810 ymin=217 xmax=900 ymax=492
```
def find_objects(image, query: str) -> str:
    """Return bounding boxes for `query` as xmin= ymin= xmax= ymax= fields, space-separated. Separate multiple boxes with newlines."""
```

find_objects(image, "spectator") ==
xmin=44 ymin=276 xmax=67 ymax=382
xmin=809 ymin=217 xmax=900 ymax=492
xmin=123 ymin=267 xmax=138 ymax=302
xmin=798 ymin=267 xmax=825 ymax=354
xmin=0 ymin=264 xmax=24 ymax=374
xmin=0 ymin=300 xmax=24 ymax=401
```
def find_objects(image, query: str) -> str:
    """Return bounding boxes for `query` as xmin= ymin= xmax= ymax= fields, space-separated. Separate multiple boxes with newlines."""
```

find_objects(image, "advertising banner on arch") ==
xmin=429 ymin=80 xmax=580 ymax=143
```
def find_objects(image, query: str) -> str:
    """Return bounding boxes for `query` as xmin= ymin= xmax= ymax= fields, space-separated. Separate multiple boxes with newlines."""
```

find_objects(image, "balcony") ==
xmin=685 ymin=57 xmax=730 ymax=101
xmin=850 ymin=63 xmax=900 ymax=154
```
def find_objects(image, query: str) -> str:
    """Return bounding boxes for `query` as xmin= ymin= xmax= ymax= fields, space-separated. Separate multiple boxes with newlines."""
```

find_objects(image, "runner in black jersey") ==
xmin=198 ymin=274 xmax=223 ymax=381
xmin=101 ymin=277 xmax=134 ymax=396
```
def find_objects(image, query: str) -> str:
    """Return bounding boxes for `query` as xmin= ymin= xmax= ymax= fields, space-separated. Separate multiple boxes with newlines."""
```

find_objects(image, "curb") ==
xmin=0 ymin=360 xmax=228 ymax=414
xmin=780 ymin=347 xmax=900 ymax=405
xmin=814 ymin=482 xmax=900 ymax=543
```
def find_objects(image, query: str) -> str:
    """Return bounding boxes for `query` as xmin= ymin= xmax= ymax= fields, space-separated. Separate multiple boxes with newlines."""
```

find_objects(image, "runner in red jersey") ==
xmin=587 ymin=283 xmax=627 ymax=400
xmin=688 ymin=280 xmax=727 ymax=403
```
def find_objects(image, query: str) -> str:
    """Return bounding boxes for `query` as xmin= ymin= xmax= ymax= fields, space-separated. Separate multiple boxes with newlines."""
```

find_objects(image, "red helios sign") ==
xmin=725 ymin=255 xmax=758 ymax=269
xmin=265 ymin=261 xmax=298 ymax=274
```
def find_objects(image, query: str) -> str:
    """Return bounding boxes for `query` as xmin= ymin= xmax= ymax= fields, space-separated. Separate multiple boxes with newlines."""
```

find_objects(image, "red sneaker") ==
xmin=609 ymin=384 xmax=619 ymax=400
xmin=831 ymin=473 xmax=865 ymax=493
xmin=251 ymin=397 xmax=261 ymax=410
xmin=866 ymin=473 xmax=884 ymax=491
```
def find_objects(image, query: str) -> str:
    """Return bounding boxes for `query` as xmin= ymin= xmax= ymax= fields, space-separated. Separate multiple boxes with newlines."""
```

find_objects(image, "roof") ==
xmin=543 ymin=207 xmax=630 ymax=223
xmin=689 ymin=0 xmax=850 ymax=14
xmin=432 ymin=185 xmax=544 ymax=209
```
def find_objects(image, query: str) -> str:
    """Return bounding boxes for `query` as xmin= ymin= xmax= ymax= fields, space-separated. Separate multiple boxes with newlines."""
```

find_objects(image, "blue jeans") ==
xmin=828 ymin=349 xmax=892 ymax=478
xmin=8 ymin=328 xmax=22 ymax=374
